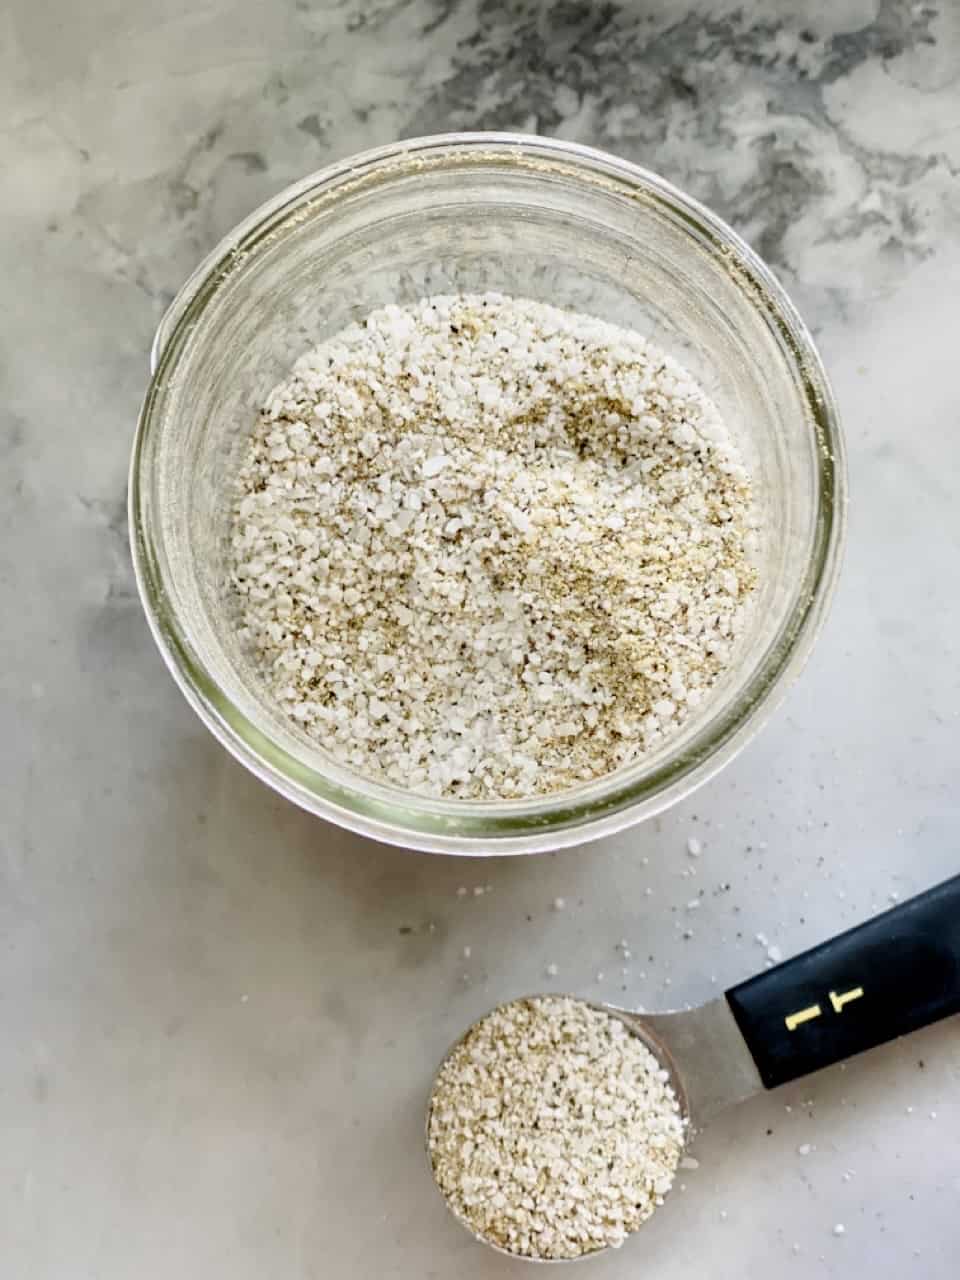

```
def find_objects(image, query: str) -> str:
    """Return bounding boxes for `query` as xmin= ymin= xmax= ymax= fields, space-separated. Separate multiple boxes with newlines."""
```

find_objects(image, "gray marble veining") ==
xmin=1 ymin=2 xmax=959 ymax=1276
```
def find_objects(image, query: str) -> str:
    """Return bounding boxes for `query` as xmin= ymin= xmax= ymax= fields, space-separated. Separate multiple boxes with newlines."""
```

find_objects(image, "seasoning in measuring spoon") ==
xmin=427 ymin=996 xmax=686 ymax=1260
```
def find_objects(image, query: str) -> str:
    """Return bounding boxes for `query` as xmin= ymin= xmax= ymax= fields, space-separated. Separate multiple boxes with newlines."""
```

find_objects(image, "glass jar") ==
xmin=129 ymin=133 xmax=845 ymax=854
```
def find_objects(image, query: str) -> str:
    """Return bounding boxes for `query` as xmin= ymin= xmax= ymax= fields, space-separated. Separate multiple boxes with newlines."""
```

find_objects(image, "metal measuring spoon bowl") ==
xmin=426 ymin=876 xmax=960 ymax=1261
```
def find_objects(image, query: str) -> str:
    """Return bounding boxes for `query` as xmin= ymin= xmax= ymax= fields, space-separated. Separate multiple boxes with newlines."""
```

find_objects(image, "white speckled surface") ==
xmin=2 ymin=1 xmax=959 ymax=1275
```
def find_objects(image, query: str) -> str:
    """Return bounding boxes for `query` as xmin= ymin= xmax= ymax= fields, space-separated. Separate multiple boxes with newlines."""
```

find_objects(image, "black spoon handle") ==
xmin=725 ymin=875 xmax=960 ymax=1089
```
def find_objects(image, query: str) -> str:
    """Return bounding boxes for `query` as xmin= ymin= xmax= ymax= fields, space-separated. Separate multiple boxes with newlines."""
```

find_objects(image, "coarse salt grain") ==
xmin=427 ymin=996 xmax=685 ymax=1260
xmin=230 ymin=294 xmax=757 ymax=798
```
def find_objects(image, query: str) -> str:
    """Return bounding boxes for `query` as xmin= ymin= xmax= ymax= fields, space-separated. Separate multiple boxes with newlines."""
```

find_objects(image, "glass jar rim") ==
xmin=129 ymin=132 xmax=846 ymax=854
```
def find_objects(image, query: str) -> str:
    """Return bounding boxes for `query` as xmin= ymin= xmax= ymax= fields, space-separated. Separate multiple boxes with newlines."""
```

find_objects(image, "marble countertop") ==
xmin=2 ymin=1 xmax=959 ymax=1276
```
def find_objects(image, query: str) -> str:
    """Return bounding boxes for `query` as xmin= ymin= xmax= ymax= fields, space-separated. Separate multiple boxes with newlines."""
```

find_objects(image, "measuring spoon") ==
xmin=428 ymin=874 xmax=960 ymax=1260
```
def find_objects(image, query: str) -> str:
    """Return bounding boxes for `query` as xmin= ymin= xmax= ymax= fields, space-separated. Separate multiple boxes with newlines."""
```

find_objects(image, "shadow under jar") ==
xmin=129 ymin=133 xmax=845 ymax=854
